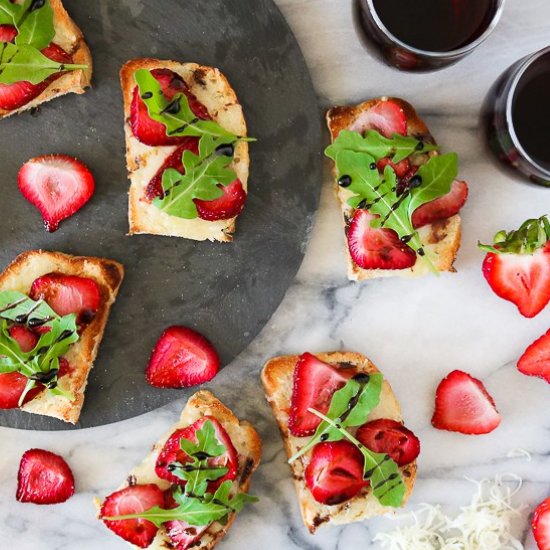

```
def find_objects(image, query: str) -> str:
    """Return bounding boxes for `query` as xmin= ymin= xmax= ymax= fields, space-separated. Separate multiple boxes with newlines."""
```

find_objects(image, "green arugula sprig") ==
xmin=0 ymin=0 xmax=87 ymax=85
xmin=289 ymin=374 xmax=406 ymax=508
xmin=169 ymin=419 xmax=230 ymax=496
xmin=0 ymin=291 xmax=77 ymax=404
xmin=135 ymin=69 xmax=254 ymax=143
xmin=478 ymin=215 xmax=550 ymax=255
xmin=105 ymin=420 xmax=258 ymax=527
xmin=153 ymin=135 xmax=237 ymax=219
xmin=106 ymin=480 xmax=258 ymax=527
xmin=325 ymin=129 xmax=438 ymax=164
xmin=135 ymin=69 xmax=255 ymax=220
xmin=325 ymin=130 xmax=458 ymax=273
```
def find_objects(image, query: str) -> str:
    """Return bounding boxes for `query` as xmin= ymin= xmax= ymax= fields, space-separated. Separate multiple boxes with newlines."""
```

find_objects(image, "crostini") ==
xmin=0 ymin=250 xmax=123 ymax=423
xmin=120 ymin=58 xmax=251 ymax=242
xmin=262 ymin=351 xmax=418 ymax=533
xmin=326 ymin=97 xmax=468 ymax=280
xmin=0 ymin=0 xmax=92 ymax=118
xmin=98 ymin=390 xmax=262 ymax=549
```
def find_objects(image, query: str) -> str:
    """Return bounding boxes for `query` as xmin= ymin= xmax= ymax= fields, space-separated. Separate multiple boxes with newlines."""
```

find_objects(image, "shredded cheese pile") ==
xmin=374 ymin=474 xmax=527 ymax=550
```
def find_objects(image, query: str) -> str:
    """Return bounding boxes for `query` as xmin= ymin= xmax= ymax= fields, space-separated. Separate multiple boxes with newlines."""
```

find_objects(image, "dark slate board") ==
xmin=0 ymin=0 xmax=321 ymax=430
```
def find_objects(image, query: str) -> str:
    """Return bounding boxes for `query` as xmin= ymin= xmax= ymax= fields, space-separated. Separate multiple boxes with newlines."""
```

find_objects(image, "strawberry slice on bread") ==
xmin=326 ymin=97 xmax=467 ymax=280
xmin=262 ymin=351 xmax=418 ymax=533
xmin=431 ymin=370 xmax=501 ymax=435
xmin=0 ymin=250 xmax=123 ymax=423
xmin=479 ymin=216 xmax=550 ymax=318
xmin=97 ymin=390 xmax=262 ymax=550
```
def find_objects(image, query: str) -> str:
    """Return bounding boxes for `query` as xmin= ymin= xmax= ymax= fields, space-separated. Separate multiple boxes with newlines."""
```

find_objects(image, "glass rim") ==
xmin=505 ymin=45 xmax=550 ymax=178
xmin=364 ymin=0 xmax=506 ymax=59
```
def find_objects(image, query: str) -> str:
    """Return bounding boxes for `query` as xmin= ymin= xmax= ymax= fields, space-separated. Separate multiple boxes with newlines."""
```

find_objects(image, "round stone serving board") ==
xmin=0 ymin=0 xmax=322 ymax=430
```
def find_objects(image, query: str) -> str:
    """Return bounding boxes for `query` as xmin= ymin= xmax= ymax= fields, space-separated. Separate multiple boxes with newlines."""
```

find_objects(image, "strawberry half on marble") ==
xmin=533 ymin=496 xmax=550 ymax=550
xmin=18 ymin=155 xmax=95 ymax=232
xmin=518 ymin=329 xmax=550 ymax=384
xmin=432 ymin=370 xmax=501 ymax=435
xmin=17 ymin=448 xmax=75 ymax=505
xmin=479 ymin=216 xmax=550 ymax=318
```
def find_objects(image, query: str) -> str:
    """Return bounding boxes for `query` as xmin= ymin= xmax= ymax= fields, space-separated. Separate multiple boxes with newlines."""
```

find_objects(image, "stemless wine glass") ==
xmin=355 ymin=0 xmax=505 ymax=71
xmin=483 ymin=46 xmax=550 ymax=187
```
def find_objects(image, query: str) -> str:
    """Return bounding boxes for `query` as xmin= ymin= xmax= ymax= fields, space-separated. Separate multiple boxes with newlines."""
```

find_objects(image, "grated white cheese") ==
xmin=374 ymin=474 xmax=527 ymax=550
xmin=507 ymin=448 xmax=532 ymax=462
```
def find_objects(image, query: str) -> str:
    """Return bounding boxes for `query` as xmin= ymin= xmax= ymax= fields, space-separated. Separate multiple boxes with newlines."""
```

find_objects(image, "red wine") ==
xmin=371 ymin=0 xmax=497 ymax=52
xmin=511 ymin=54 xmax=550 ymax=172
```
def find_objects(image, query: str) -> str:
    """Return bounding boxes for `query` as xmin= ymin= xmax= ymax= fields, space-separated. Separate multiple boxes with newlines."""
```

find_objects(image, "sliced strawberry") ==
xmin=0 ymin=38 xmax=73 ymax=111
xmin=431 ymin=370 xmax=501 ymax=435
xmin=517 ymin=329 xmax=550 ymax=384
xmin=482 ymin=243 xmax=550 ymax=318
xmin=30 ymin=273 xmax=100 ymax=325
xmin=16 ymin=448 xmax=75 ymax=505
xmin=18 ymin=154 xmax=95 ymax=232
xmin=100 ymin=484 xmax=165 ymax=548
xmin=356 ymin=419 xmax=420 ymax=466
xmin=0 ymin=24 xmax=17 ymax=42
xmin=533 ymin=497 xmax=550 ymax=550
xmin=9 ymin=325 xmax=39 ymax=353
xmin=195 ymin=179 xmax=246 ymax=221
xmin=145 ymin=326 xmax=220 ymax=389
xmin=289 ymin=353 xmax=353 ymax=437
xmin=0 ymin=372 xmax=42 ymax=409
xmin=377 ymin=157 xmax=411 ymax=178
xmin=144 ymin=138 xmax=199 ymax=201
xmin=347 ymin=209 xmax=417 ymax=270
xmin=131 ymin=69 xmax=210 ymax=146
xmin=305 ymin=440 xmax=366 ymax=505
xmin=57 ymin=357 xmax=72 ymax=378
xmin=412 ymin=180 xmax=468 ymax=228
xmin=162 ymin=490 xmax=209 ymax=550
xmin=348 ymin=100 xmax=407 ymax=138
xmin=165 ymin=519 xmax=208 ymax=550
xmin=155 ymin=416 xmax=238 ymax=487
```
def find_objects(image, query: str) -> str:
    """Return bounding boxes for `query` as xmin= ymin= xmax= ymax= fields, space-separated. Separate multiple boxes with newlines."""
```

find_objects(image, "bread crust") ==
xmin=261 ymin=352 xmax=417 ymax=533
xmin=97 ymin=390 xmax=262 ymax=550
xmin=0 ymin=250 xmax=123 ymax=423
xmin=326 ymin=97 xmax=462 ymax=280
xmin=120 ymin=58 xmax=249 ymax=242
xmin=0 ymin=0 xmax=92 ymax=119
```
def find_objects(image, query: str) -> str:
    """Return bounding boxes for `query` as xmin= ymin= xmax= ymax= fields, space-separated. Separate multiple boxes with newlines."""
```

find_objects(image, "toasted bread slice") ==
xmin=261 ymin=351 xmax=417 ymax=533
xmin=97 ymin=390 xmax=262 ymax=550
xmin=0 ymin=0 xmax=92 ymax=119
xmin=120 ymin=58 xmax=249 ymax=242
xmin=0 ymin=250 xmax=123 ymax=423
xmin=326 ymin=97 xmax=462 ymax=280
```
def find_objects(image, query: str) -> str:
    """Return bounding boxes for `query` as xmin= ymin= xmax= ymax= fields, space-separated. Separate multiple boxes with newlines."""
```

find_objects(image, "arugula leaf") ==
xmin=325 ymin=129 xmax=438 ymax=164
xmin=289 ymin=374 xmax=383 ymax=462
xmin=105 ymin=481 xmax=258 ymax=528
xmin=15 ymin=0 xmax=55 ymax=50
xmin=0 ymin=42 xmax=87 ymax=84
xmin=169 ymin=419 xmax=229 ymax=497
xmin=152 ymin=135 xmax=236 ymax=219
xmin=407 ymin=153 xmax=458 ymax=216
xmin=0 ymin=1 xmax=18 ymax=25
xmin=0 ymin=290 xmax=57 ymax=325
xmin=308 ymin=408 xmax=406 ymax=507
xmin=135 ymin=69 xmax=252 ymax=142
xmin=0 ymin=291 xmax=78 ymax=404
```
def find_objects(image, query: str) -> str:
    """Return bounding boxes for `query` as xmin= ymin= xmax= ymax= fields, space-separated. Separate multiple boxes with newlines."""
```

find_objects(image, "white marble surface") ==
xmin=2 ymin=0 xmax=550 ymax=548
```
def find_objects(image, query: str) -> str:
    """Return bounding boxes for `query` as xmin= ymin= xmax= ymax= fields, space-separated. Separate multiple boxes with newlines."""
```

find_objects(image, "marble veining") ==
xmin=1 ymin=0 xmax=550 ymax=548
